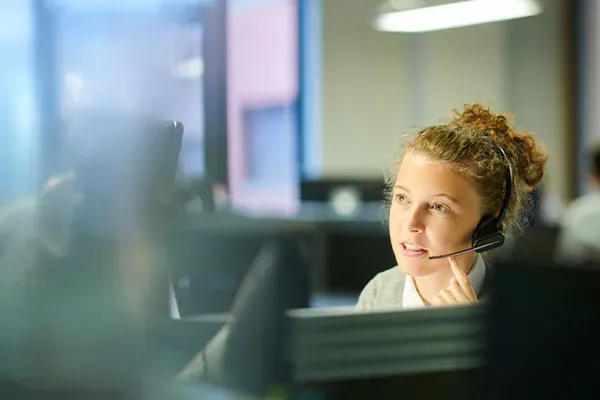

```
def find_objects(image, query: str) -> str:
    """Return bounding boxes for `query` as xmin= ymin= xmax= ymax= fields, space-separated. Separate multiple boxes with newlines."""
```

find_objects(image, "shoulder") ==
xmin=356 ymin=266 xmax=406 ymax=311
xmin=561 ymin=193 xmax=600 ymax=227
xmin=558 ymin=193 xmax=600 ymax=250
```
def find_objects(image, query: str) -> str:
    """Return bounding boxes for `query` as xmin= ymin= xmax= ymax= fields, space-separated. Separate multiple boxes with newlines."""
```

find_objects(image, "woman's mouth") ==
xmin=400 ymin=242 xmax=428 ymax=258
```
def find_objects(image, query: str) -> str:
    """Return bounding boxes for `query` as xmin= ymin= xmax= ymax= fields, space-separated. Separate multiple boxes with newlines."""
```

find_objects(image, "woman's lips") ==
xmin=399 ymin=242 xmax=428 ymax=258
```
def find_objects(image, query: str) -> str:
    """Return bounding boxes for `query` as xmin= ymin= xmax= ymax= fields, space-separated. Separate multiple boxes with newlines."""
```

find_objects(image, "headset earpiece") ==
xmin=472 ymin=216 xmax=505 ymax=253
xmin=471 ymin=144 xmax=513 ymax=253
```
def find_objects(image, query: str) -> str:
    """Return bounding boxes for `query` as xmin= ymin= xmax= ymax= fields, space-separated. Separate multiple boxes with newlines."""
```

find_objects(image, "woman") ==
xmin=357 ymin=103 xmax=547 ymax=310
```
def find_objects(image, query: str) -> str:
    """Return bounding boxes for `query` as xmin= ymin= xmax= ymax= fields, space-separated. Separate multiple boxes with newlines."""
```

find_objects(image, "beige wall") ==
xmin=320 ymin=0 xmax=569 ymax=215
xmin=504 ymin=0 xmax=568 ymax=214
xmin=320 ymin=0 xmax=412 ymax=179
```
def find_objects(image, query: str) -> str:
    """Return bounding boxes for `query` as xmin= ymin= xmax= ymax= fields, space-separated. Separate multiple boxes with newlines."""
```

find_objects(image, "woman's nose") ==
xmin=406 ymin=206 xmax=425 ymax=233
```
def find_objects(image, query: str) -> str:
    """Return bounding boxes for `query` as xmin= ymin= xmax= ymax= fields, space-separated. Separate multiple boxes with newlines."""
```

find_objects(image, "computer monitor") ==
xmin=287 ymin=304 xmax=485 ymax=399
xmin=177 ymin=237 xmax=310 ymax=397
xmin=300 ymin=179 xmax=385 ymax=203
xmin=72 ymin=117 xmax=184 ymax=238
xmin=481 ymin=259 xmax=600 ymax=399
xmin=166 ymin=216 xmax=314 ymax=316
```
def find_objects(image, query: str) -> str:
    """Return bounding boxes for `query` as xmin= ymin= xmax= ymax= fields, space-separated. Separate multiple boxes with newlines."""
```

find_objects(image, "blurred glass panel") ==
xmin=227 ymin=0 xmax=300 ymax=216
xmin=244 ymin=105 xmax=297 ymax=188
xmin=0 ymin=0 xmax=39 ymax=203
xmin=54 ymin=0 xmax=206 ymax=177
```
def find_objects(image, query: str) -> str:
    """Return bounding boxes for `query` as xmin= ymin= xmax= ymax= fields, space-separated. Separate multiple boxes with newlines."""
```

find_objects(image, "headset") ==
xmin=428 ymin=145 xmax=513 ymax=260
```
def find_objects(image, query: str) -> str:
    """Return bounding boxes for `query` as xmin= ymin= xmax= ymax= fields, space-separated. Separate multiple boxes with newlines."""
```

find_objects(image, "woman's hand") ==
xmin=431 ymin=256 xmax=478 ymax=307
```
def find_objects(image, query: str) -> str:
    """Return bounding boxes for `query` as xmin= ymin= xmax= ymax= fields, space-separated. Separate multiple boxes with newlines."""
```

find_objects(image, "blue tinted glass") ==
xmin=55 ymin=0 xmax=205 ymax=177
xmin=0 ymin=0 xmax=39 ymax=202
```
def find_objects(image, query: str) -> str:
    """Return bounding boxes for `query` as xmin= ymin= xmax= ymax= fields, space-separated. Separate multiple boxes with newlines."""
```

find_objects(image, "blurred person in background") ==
xmin=357 ymin=104 xmax=547 ymax=311
xmin=556 ymin=142 xmax=600 ymax=263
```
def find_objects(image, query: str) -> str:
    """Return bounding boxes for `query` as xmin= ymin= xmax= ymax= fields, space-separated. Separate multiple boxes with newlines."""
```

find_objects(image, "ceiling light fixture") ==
xmin=374 ymin=0 xmax=542 ymax=33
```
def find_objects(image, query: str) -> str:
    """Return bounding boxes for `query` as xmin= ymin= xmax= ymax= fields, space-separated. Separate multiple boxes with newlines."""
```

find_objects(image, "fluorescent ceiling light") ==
xmin=374 ymin=0 xmax=542 ymax=33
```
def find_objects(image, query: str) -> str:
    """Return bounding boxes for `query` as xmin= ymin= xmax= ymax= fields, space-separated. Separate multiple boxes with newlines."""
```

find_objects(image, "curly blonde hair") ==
xmin=387 ymin=103 xmax=547 ymax=233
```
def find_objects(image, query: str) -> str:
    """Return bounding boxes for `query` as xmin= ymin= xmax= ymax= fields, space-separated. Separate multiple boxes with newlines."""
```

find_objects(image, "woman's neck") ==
xmin=413 ymin=253 xmax=477 ymax=306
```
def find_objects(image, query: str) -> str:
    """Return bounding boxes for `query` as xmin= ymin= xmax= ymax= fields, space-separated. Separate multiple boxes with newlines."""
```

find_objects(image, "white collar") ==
xmin=403 ymin=255 xmax=487 ymax=310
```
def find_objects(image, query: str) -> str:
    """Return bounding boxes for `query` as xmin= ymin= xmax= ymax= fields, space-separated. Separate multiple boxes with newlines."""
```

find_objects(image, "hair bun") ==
xmin=451 ymin=103 xmax=548 ymax=190
xmin=451 ymin=103 xmax=512 ymax=139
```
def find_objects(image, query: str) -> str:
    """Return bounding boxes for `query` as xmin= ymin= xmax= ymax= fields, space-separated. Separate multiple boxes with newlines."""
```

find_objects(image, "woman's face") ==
xmin=389 ymin=151 xmax=484 ymax=277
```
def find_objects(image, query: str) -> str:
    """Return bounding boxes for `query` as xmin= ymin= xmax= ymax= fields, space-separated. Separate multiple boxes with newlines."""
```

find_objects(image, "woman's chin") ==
xmin=397 ymin=256 xmax=433 ymax=277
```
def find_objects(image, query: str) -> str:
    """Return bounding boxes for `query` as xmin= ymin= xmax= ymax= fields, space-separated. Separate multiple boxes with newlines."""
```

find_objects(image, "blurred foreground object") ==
xmin=482 ymin=258 xmax=600 ymax=398
xmin=0 ymin=118 xmax=184 ymax=396
xmin=283 ymin=257 xmax=600 ymax=399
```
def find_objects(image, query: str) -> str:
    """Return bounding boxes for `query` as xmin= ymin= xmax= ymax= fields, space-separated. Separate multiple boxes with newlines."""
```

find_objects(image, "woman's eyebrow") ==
xmin=393 ymin=185 xmax=411 ymax=193
xmin=394 ymin=185 xmax=461 ymax=205
xmin=432 ymin=193 xmax=461 ymax=205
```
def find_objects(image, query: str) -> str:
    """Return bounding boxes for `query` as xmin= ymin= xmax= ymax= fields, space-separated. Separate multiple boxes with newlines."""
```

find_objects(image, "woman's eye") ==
xmin=396 ymin=194 xmax=408 ymax=203
xmin=432 ymin=203 xmax=447 ymax=212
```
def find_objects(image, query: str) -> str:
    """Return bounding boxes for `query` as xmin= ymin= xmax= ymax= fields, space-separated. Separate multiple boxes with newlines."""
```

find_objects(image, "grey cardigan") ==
xmin=356 ymin=267 xmax=406 ymax=310
xmin=356 ymin=263 xmax=493 ymax=311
